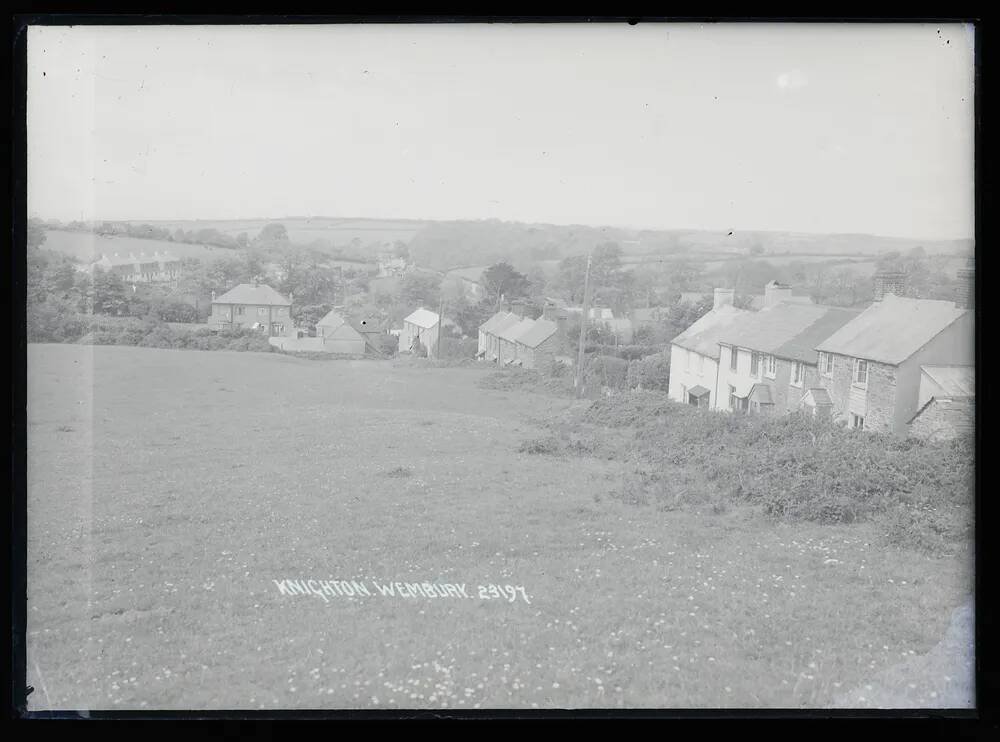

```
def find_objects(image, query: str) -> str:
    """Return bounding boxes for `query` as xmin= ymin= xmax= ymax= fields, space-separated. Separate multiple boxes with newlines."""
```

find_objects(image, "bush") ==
xmin=557 ymin=396 xmax=973 ymax=551
xmin=438 ymin=336 xmax=478 ymax=360
xmin=627 ymin=352 xmax=670 ymax=392
xmin=585 ymin=355 xmax=629 ymax=391
xmin=586 ymin=344 xmax=667 ymax=361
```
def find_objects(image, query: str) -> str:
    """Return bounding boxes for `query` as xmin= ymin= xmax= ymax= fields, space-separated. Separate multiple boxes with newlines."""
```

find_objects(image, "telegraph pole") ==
xmin=574 ymin=254 xmax=593 ymax=399
xmin=436 ymin=292 xmax=446 ymax=359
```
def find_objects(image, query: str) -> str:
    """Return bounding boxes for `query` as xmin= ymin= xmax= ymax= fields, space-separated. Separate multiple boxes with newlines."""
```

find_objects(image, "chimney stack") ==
xmin=763 ymin=280 xmax=793 ymax=308
xmin=873 ymin=270 xmax=906 ymax=302
xmin=511 ymin=300 xmax=526 ymax=318
xmin=955 ymin=257 xmax=974 ymax=310
xmin=713 ymin=287 xmax=735 ymax=310
xmin=211 ymin=290 xmax=216 ymax=302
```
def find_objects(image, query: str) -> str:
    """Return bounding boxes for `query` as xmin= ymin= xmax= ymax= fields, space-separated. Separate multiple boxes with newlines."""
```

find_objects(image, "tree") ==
xmin=399 ymin=272 xmax=442 ymax=309
xmin=236 ymin=232 xmax=249 ymax=248
xmin=481 ymin=262 xmax=530 ymax=309
xmin=552 ymin=242 xmax=631 ymax=305
xmin=256 ymin=223 xmax=289 ymax=243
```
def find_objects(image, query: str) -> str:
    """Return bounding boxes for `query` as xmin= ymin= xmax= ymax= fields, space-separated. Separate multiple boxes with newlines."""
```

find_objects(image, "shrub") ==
xmin=585 ymin=355 xmax=629 ymax=391
xmin=627 ymin=352 xmax=671 ymax=392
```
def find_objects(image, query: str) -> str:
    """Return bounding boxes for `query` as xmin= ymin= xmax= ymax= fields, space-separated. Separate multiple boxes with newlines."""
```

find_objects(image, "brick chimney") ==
xmin=211 ymin=290 xmax=216 ymax=302
xmin=955 ymin=257 xmax=974 ymax=310
xmin=763 ymin=280 xmax=793 ymax=308
xmin=713 ymin=287 xmax=735 ymax=310
xmin=873 ymin=270 xmax=906 ymax=301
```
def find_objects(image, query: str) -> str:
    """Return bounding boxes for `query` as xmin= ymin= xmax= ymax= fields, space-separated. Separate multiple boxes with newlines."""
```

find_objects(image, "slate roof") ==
xmin=671 ymin=304 xmax=752 ymax=359
xmin=517 ymin=319 xmax=559 ymax=349
xmin=480 ymin=311 xmax=518 ymax=335
xmin=213 ymin=283 xmax=291 ymax=306
xmin=920 ymin=366 xmax=975 ymax=398
xmin=815 ymin=295 xmax=969 ymax=366
xmin=403 ymin=308 xmax=440 ymax=329
xmin=802 ymin=387 xmax=833 ymax=406
xmin=718 ymin=303 xmax=859 ymax=365
xmin=498 ymin=318 xmax=536 ymax=343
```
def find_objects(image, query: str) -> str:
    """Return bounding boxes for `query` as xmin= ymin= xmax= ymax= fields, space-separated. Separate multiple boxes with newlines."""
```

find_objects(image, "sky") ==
xmin=27 ymin=22 xmax=975 ymax=240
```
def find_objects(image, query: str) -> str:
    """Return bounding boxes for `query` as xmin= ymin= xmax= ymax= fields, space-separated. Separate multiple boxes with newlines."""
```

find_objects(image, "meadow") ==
xmin=25 ymin=344 xmax=972 ymax=710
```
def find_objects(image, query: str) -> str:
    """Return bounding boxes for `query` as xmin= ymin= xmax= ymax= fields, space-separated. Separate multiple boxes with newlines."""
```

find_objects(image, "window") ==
xmin=681 ymin=384 xmax=687 ymax=400
xmin=730 ymin=348 xmax=738 ymax=372
xmin=272 ymin=323 xmax=284 ymax=334
xmin=854 ymin=359 xmax=868 ymax=386
xmin=822 ymin=352 xmax=834 ymax=376
xmin=765 ymin=354 xmax=776 ymax=378
xmin=791 ymin=362 xmax=803 ymax=386
xmin=750 ymin=352 xmax=760 ymax=377
xmin=258 ymin=307 xmax=267 ymax=316
xmin=236 ymin=306 xmax=245 ymax=316
xmin=728 ymin=384 xmax=737 ymax=410
xmin=277 ymin=308 xmax=285 ymax=316
xmin=851 ymin=414 xmax=865 ymax=430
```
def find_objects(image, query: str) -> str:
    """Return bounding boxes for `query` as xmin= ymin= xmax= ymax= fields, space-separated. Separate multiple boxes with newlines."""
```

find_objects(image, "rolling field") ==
xmin=26 ymin=345 xmax=972 ymax=710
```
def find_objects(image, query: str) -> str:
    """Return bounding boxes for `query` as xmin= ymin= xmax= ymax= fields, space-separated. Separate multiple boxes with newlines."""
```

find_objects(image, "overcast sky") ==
xmin=27 ymin=22 xmax=975 ymax=239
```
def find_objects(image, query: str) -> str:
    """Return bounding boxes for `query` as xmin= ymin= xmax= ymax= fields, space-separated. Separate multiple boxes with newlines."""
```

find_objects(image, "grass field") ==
xmin=26 ymin=345 xmax=972 ymax=710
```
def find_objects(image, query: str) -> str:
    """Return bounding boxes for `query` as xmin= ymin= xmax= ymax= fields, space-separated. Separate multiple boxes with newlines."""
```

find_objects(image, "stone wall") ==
xmin=909 ymin=398 xmax=975 ymax=442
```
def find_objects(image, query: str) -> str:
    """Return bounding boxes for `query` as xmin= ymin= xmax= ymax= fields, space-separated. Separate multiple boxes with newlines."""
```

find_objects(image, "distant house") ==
xmin=668 ymin=289 xmax=752 ymax=408
xmin=745 ymin=282 xmax=815 ymax=311
xmin=515 ymin=307 xmax=567 ymax=370
xmin=814 ymin=292 xmax=974 ymax=435
xmin=377 ymin=254 xmax=407 ymax=278
xmin=478 ymin=310 xmax=520 ymax=361
xmin=715 ymin=297 xmax=859 ymax=416
xmin=908 ymin=366 xmax=975 ymax=442
xmin=401 ymin=308 xmax=441 ymax=355
xmin=497 ymin=317 xmax=536 ymax=366
xmin=209 ymin=282 xmax=295 ymax=337
xmin=91 ymin=250 xmax=182 ymax=283
xmin=315 ymin=310 xmax=368 ymax=354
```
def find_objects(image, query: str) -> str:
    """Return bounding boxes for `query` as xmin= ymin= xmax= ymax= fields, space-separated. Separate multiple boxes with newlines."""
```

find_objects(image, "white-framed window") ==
xmin=765 ymin=354 xmax=776 ymax=378
xmin=851 ymin=413 xmax=865 ymax=430
xmin=821 ymin=352 xmax=834 ymax=376
xmin=853 ymin=358 xmax=869 ymax=386
xmin=750 ymin=352 xmax=760 ymax=377
xmin=258 ymin=307 xmax=267 ymax=316
xmin=728 ymin=384 xmax=737 ymax=410
xmin=730 ymin=348 xmax=738 ymax=372
xmin=791 ymin=361 xmax=804 ymax=387
xmin=236 ymin=306 xmax=245 ymax=315
xmin=277 ymin=307 xmax=285 ymax=316
xmin=272 ymin=323 xmax=284 ymax=334
xmin=681 ymin=384 xmax=687 ymax=400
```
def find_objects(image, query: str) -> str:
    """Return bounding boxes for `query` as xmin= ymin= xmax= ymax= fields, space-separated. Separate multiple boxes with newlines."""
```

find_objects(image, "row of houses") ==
xmin=477 ymin=301 xmax=571 ymax=369
xmin=84 ymin=250 xmax=183 ymax=283
xmin=667 ymin=273 xmax=975 ymax=440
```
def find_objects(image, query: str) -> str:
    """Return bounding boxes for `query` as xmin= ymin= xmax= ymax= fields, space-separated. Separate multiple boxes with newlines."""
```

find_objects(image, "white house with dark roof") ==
xmin=668 ymin=288 xmax=752 ymax=408
xmin=209 ymin=282 xmax=294 ymax=337
xmin=814 ymin=294 xmax=973 ymax=435
xmin=401 ymin=307 xmax=441 ymax=355
xmin=478 ymin=310 xmax=520 ymax=361
xmin=715 ymin=301 xmax=859 ymax=415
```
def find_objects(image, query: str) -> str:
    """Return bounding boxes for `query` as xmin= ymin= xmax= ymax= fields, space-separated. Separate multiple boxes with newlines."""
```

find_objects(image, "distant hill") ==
xmin=39 ymin=217 xmax=973 ymax=273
